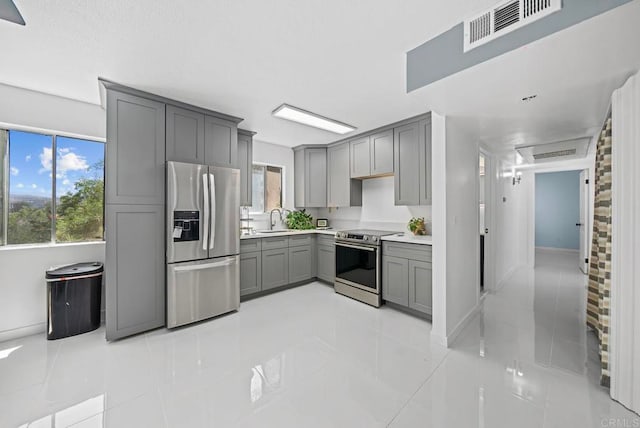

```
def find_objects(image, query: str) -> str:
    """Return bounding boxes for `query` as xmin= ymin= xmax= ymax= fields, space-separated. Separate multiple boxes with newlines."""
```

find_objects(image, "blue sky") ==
xmin=8 ymin=130 xmax=104 ymax=198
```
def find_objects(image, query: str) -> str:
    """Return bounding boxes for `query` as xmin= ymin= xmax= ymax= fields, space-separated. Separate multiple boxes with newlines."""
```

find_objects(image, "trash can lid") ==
xmin=46 ymin=262 xmax=103 ymax=279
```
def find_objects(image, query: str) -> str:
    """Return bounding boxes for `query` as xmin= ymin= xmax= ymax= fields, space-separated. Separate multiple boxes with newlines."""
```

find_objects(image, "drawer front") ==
xmin=261 ymin=236 xmax=289 ymax=250
xmin=317 ymin=235 xmax=335 ymax=246
xmin=240 ymin=239 xmax=262 ymax=253
xmin=382 ymin=241 xmax=432 ymax=262
xmin=288 ymin=234 xmax=312 ymax=247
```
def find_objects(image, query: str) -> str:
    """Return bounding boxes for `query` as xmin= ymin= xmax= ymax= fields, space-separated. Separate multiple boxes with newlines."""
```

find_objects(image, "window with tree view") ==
xmin=250 ymin=164 xmax=283 ymax=213
xmin=0 ymin=129 xmax=104 ymax=246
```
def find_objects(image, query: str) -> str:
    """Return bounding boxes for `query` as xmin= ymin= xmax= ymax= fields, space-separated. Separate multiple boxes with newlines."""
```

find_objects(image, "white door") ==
xmin=579 ymin=170 xmax=589 ymax=274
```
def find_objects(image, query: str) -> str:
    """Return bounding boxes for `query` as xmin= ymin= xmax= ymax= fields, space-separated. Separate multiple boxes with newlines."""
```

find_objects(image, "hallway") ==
xmin=391 ymin=249 xmax=638 ymax=427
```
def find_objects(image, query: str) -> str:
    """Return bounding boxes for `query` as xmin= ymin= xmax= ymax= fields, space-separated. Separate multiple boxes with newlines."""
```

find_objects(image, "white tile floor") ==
xmin=1 ymin=249 xmax=638 ymax=427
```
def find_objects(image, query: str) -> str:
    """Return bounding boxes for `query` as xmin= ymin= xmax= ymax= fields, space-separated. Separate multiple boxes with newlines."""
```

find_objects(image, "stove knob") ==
xmin=363 ymin=236 xmax=368 ymax=241
xmin=372 ymin=236 xmax=378 ymax=243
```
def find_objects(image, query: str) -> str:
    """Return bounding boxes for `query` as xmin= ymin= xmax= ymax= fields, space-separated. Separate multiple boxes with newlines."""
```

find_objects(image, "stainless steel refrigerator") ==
xmin=166 ymin=161 xmax=240 ymax=328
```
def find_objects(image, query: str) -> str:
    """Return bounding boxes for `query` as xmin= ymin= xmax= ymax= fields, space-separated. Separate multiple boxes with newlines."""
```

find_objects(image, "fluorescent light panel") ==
xmin=272 ymin=104 xmax=356 ymax=134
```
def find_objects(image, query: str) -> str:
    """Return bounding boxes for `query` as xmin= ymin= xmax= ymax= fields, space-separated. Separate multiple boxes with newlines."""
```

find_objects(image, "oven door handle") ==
xmin=335 ymin=242 xmax=376 ymax=252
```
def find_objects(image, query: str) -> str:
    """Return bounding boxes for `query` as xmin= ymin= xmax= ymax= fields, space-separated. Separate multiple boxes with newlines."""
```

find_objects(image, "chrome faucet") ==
xmin=269 ymin=208 xmax=282 ymax=230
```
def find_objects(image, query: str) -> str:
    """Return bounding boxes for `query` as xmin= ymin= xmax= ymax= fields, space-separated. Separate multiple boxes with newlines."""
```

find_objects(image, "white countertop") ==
xmin=381 ymin=233 xmax=433 ymax=245
xmin=240 ymin=229 xmax=336 ymax=239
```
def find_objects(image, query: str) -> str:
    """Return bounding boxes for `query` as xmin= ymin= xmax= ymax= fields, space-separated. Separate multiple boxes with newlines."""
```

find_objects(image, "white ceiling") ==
xmin=1 ymin=0 xmax=639 ymax=151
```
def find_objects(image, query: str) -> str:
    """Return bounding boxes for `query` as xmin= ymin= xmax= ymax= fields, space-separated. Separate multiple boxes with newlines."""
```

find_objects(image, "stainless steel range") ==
xmin=334 ymin=229 xmax=399 ymax=307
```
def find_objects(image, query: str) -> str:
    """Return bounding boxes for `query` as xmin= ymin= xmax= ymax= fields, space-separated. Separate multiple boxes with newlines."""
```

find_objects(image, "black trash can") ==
xmin=46 ymin=262 xmax=103 ymax=340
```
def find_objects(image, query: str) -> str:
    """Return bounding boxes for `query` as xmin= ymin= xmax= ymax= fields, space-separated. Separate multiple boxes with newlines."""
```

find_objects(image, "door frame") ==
xmin=479 ymin=147 xmax=496 ymax=292
xmin=524 ymin=159 xmax=595 ymax=268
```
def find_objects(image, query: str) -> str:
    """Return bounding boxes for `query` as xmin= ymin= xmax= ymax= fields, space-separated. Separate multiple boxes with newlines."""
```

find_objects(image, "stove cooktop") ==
xmin=335 ymin=229 xmax=400 ymax=244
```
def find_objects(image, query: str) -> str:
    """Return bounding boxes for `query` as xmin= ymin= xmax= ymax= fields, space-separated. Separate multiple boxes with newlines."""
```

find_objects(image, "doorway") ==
xmin=479 ymin=151 xmax=493 ymax=293
xmin=534 ymin=169 xmax=589 ymax=273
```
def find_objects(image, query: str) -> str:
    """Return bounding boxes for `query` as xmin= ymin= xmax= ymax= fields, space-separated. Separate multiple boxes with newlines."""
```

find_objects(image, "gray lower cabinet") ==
xmin=408 ymin=260 xmax=432 ymax=314
xmin=240 ymin=251 xmax=262 ymax=296
xmin=262 ymin=248 xmax=289 ymax=290
xmin=382 ymin=256 xmax=409 ymax=306
xmin=382 ymin=242 xmax=432 ymax=315
xmin=317 ymin=242 xmax=335 ymax=283
xmin=327 ymin=142 xmax=362 ymax=207
xmin=289 ymin=245 xmax=312 ymax=283
xmin=204 ymin=115 xmax=237 ymax=168
xmin=294 ymin=147 xmax=327 ymax=208
xmin=165 ymin=104 xmax=205 ymax=164
xmin=105 ymin=204 xmax=165 ymax=341
xmin=237 ymin=130 xmax=253 ymax=207
xmin=106 ymin=90 xmax=166 ymax=206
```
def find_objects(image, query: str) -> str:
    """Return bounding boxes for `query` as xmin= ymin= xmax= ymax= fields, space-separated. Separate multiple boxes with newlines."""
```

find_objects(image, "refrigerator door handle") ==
xmin=173 ymin=258 xmax=235 ymax=272
xmin=209 ymin=173 xmax=216 ymax=250
xmin=202 ymin=173 xmax=210 ymax=251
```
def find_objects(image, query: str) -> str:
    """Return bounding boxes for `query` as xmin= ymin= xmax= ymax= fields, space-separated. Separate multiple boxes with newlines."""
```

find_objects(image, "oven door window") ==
xmin=335 ymin=244 xmax=378 ymax=291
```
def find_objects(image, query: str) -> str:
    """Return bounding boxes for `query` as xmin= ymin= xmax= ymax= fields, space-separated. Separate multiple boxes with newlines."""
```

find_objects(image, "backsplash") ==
xmin=316 ymin=176 xmax=432 ymax=233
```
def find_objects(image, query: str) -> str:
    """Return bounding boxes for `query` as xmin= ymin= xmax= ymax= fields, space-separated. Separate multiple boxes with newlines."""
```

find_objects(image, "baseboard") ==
xmin=444 ymin=302 xmax=482 ymax=348
xmin=0 ymin=322 xmax=46 ymax=343
xmin=495 ymin=265 xmax=519 ymax=292
xmin=431 ymin=302 xmax=482 ymax=348
xmin=240 ymin=278 xmax=316 ymax=302
xmin=535 ymin=246 xmax=579 ymax=254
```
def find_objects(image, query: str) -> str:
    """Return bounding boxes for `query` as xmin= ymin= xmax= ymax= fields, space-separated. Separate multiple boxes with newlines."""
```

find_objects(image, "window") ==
xmin=250 ymin=164 xmax=283 ymax=213
xmin=0 ymin=129 xmax=104 ymax=246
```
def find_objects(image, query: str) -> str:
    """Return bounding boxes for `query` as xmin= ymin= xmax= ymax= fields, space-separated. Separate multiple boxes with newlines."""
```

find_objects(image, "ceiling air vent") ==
xmin=464 ymin=0 xmax=561 ymax=52
xmin=516 ymin=138 xmax=591 ymax=164
xmin=494 ymin=1 xmax=520 ymax=33
xmin=533 ymin=149 xmax=577 ymax=160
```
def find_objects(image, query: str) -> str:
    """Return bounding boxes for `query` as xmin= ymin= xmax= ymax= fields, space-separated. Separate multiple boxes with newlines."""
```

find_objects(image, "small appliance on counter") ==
xmin=316 ymin=218 xmax=330 ymax=229
xmin=334 ymin=229 xmax=399 ymax=307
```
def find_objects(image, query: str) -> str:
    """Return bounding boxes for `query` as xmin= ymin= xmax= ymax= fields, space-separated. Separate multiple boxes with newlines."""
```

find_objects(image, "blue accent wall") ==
xmin=535 ymin=171 xmax=581 ymax=250
xmin=406 ymin=0 xmax=633 ymax=91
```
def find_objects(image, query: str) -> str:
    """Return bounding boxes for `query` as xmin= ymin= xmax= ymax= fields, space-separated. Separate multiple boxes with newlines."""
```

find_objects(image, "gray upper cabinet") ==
xmin=327 ymin=143 xmax=362 ymax=207
xmin=350 ymin=136 xmax=371 ymax=178
xmin=106 ymin=90 xmax=166 ymax=205
xmin=106 ymin=204 xmax=165 ymax=341
xmin=418 ymin=119 xmax=432 ymax=205
xmin=294 ymin=147 xmax=327 ymax=208
xmin=237 ymin=130 xmax=254 ymax=207
xmin=370 ymin=129 xmax=394 ymax=176
xmin=394 ymin=121 xmax=421 ymax=206
xmin=205 ymin=115 xmax=237 ymax=168
xmin=166 ymin=105 xmax=205 ymax=164
xmin=394 ymin=118 xmax=431 ymax=206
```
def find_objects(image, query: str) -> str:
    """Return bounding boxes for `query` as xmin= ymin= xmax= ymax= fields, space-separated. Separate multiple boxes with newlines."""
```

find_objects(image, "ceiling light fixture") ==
xmin=272 ymin=104 xmax=356 ymax=134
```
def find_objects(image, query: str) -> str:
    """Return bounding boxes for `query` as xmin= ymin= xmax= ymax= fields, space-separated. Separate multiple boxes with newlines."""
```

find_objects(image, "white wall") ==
xmin=316 ymin=176 xmax=431 ymax=231
xmin=0 ymin=243 xmax=106 ymax=342
xmin=0 ymin=83 xmax=106 ymax=341
xmin=431 ymin=114 xmax=480 ymax=347
xmin=610 ymin=72 xmax=640 ymax=414
xmin=0 ymin=83 xmax=106 ymax=140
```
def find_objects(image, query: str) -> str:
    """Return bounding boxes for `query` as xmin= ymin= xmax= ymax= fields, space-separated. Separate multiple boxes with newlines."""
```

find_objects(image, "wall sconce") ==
xmin=512 ymin=171 xmax=522 ymax=186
